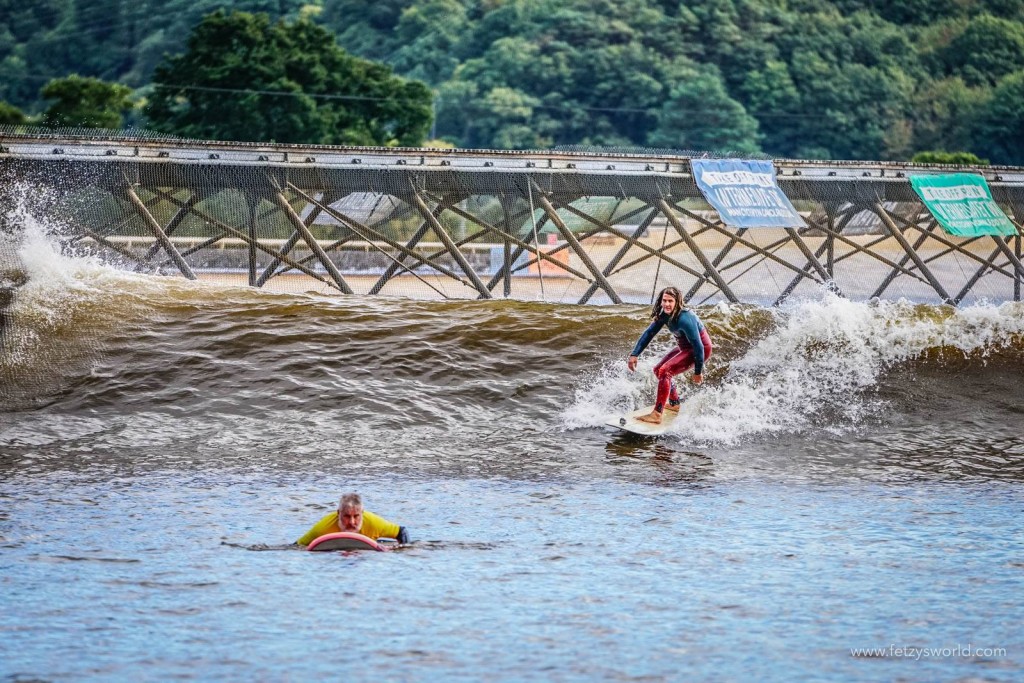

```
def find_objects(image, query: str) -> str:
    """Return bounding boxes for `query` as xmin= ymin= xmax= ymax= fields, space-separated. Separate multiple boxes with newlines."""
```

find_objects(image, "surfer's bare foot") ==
xmin=636 ymin=411 xmax=663 ymax=424
xmin=664 ymin=402 xmax=681 ymax=413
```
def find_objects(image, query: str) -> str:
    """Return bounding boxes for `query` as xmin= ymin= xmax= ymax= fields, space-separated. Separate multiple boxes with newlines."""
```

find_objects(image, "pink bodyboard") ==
xmin=307 ymin=531 xmax=385 ymax=552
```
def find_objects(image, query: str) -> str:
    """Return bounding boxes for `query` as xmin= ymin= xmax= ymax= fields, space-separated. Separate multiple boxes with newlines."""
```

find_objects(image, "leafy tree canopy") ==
xmin=0 ymin=100 xmax=27 ymax=125
xmin=5 ymin=0 xmax=1024 ymax=161
xmin=936 ymin=13 xmax=1024 ymax=85
xmin=41 ymin=75 xmax=134 ymax=128
xmin=647 ymin=64 xmax=761 ymax=154
xmin=145 ymin=10 xmax=432 ymax=146
xmin=967 ymin=70 xmax=1024 ymax=165
xmin=910 ymin=150 xmax=989 ymax=164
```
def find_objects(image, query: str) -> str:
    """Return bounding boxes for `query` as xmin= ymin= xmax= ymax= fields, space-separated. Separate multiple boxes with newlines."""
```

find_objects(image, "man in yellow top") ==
xmin=296 ymin=493 xmax=410 ymax=546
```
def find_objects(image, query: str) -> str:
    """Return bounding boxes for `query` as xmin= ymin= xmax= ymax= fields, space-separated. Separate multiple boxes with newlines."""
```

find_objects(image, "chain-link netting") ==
xmin=2 ymin=131 xmax=1021 ymax=306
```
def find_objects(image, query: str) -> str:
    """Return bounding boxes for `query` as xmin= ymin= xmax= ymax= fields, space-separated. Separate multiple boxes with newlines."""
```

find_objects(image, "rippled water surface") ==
xmin=2 ymin=227 xmax=1023 ymax=681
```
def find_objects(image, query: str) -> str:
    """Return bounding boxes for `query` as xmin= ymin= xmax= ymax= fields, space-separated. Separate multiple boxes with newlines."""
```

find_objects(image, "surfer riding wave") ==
xmin=626 ymin=287 xmax=713 ymax=424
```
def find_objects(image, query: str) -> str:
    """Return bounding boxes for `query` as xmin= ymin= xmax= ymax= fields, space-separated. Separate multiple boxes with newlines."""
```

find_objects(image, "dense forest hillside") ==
xmin=2 ymin=0 xmax=1024 ymax=162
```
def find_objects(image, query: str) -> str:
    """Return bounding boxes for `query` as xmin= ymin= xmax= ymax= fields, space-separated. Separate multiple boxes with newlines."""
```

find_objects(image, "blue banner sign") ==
xmin=691 ymin=159 xmax=804 ymax=228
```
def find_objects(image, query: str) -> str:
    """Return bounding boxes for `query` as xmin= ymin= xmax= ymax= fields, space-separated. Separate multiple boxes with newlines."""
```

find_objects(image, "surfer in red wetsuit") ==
xmin=626 ymin=286 xmax=712 ymax=424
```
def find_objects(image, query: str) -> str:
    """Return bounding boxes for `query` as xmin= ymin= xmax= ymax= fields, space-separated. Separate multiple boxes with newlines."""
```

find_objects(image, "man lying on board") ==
xmin=296 ymin=492 xmax=410 ymax=546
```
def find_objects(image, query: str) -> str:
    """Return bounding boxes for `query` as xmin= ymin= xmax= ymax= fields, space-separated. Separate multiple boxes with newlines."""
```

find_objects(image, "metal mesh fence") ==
xmin=2 ymin=130 xmax=1022 ymax=306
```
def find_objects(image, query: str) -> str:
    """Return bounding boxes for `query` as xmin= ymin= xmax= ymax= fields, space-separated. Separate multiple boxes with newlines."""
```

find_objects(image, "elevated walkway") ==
xmin=2 ymin=131 xmax=1022 ymax=305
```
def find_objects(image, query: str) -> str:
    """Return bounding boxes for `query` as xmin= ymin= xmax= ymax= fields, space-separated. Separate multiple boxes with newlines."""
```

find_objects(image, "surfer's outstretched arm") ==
xmin=627 ymin=316 xmax=666 ymax=371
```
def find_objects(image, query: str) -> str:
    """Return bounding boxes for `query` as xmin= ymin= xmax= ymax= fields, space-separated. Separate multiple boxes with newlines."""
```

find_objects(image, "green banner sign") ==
xmin=910 ymin=173 xmax=1017 ymax=237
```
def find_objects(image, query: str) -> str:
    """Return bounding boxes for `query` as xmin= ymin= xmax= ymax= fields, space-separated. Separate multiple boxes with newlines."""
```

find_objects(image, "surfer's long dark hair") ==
xmin=651 ymin=286 xmax=684 ymax=322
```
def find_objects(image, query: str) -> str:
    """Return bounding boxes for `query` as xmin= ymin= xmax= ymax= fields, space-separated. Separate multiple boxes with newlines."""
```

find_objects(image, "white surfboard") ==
xmin=605 ymin=405 xmax=680 ymax=436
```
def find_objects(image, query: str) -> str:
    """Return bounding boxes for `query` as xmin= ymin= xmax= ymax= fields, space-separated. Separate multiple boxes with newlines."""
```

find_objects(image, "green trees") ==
xmin=145 ymin=10 xmax=432 ymax=145
xmin=647 ymin=65 xmax=761 ymax=154
xmin=936 ymin=14 xmax=1024 ymax=86
xmin=910 ymin=151 xmax=989 ymax=165
xmin=0 ymin=0 xmax=70 ymax=106
xmin=0 ymin=0 xmax=317 ymax=117
xmin=40 ymin=75 xmax=134 ymax=128
xmin=2 ymin=0 xmax=1024 ymax=158
xmin=431 ymin=1 xmax=731 ymax=150
xmin=389 ymin=0 xmax=469 ymax=84
xmin=0 ymin=75 xmax=135 ymax=129
xmin=437 ymin=80 xmax=551 ymax=150
xmin=327 ymin=0 xmax=976 ymax=158
xmin=0 ymin=101 xmax=27 ymax=125
xmin=968 ymin=71 xmax=1024 ymax=165
xmin=759 ymin=8 xmax=919 ymax=159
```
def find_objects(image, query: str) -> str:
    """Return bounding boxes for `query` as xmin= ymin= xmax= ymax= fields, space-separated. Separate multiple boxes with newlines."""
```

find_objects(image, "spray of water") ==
xmin=0 ymin=178 xmax=260 ymax=337
xmin=564 ymin=291 xmax=1024 ymax=445
xmin=0 ymin=180 xmax=186 ymax=406
xmin=2 ymin=182 xmax=130 ymax=340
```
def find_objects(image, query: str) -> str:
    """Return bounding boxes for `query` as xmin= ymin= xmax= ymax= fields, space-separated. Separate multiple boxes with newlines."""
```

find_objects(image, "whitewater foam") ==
xmin=565 ymin=292 xmax=1024 ymax=445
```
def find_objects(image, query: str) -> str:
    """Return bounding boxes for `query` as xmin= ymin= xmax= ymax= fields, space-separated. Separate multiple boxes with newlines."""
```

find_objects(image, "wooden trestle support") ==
xmin=1 ymin=132 xmax=1023 ymax=306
